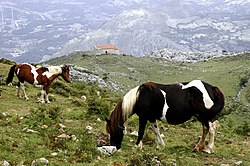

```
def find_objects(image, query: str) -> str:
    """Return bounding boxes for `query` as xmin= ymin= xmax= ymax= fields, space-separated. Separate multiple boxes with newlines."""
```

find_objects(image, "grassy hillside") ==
xmin=48 ymin=52 xmax=250 ymax=98
xmin=0 ymin=53 xmax=249 ymax=166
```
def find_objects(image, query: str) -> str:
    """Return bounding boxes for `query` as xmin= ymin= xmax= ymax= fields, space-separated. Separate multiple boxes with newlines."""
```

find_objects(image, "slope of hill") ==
xmin=47 ymin=52 xmax=250 ymax=97
xmin=0 ymin=54 xmax=249 ymax=165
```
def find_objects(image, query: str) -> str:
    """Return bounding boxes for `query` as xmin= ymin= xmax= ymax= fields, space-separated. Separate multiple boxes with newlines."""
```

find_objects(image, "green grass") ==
xmin=0 ymin=53 xmax=250 ymax=165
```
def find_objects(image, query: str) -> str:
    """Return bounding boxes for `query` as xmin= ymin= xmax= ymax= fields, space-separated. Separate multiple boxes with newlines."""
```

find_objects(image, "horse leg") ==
xmin=38 ymin=86 xmax=45 ymax=103
xmin=193 ymin=124 xmax=208 ymax=152
xmin=17 ymin=82 xmax=21 ymax=98
xmin=44 ymin=85 xmax=50 ymax=103
xmin=151 ymin=121 xmax=165 ymax=149
xmin=203 ymin=120 xmax=219 ymax=154
xmin=20 ymin=82 xmax=29 ymax=100
xmin=44 ymin=92 xmax=50 ymax=103
xmin=135 ymin=118 xmax=147 ymax=150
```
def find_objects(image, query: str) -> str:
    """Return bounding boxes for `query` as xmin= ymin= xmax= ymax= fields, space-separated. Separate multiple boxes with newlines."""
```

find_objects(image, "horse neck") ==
xmin=48 ymin=73 xmax=61 ymax=82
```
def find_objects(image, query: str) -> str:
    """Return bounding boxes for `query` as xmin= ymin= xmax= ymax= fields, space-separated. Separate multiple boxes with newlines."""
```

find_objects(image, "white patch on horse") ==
xmin=17 ymin=68 xmax=20 ymax=76
xmin=160 ymin=90 xmax=169 ymax=122
xmin=42 ymin=66 xmax=62 ymax=78
xmin=27 ymin=64 xmax=39 ymax=84
xmin=181 ymin=80 xmax=214 ymax=109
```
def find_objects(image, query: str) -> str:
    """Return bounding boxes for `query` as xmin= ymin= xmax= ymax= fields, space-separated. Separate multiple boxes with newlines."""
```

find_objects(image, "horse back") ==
xmin=135 ymin=83 xmax=191 ymax=123
xmin=136 ymin=81 xmax=224 ymax=125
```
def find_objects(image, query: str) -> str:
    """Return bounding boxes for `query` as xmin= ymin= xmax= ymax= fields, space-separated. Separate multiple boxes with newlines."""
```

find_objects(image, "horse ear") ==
xmin=61 ymin=64 xmax=66 ymax=71
xmin=63 ymin=64 xmax=71 ymax=70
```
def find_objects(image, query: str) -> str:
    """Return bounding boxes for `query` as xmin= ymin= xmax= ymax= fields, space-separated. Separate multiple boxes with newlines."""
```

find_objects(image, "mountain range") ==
xmin=0 ymin=0 xmax=249 ymax=63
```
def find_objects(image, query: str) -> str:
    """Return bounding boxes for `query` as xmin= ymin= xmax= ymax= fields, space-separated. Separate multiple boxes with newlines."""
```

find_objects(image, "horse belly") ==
xmin=159 ymin=89 xmax=192 ymax=124
xmin=165 ymin=108 xmax=193 ymax=125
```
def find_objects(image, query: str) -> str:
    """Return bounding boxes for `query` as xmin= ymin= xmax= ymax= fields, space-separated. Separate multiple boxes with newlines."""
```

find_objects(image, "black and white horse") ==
xmin=106 ymin=80 xmax=225 ymax=153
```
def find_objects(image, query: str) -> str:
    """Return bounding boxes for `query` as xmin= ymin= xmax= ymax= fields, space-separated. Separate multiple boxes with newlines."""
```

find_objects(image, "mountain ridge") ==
xmin=0 ymin=0 xmax=249 ymax=63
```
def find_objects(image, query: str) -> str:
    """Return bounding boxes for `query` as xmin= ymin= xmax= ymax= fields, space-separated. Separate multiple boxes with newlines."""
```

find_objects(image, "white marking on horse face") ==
xmin=27 ymin=64 xmax=39 ymax=84
xmin=181 ymin=80 xmax=214 ymax=109
xmin=160 ymin=90 xmax=169 ymax=122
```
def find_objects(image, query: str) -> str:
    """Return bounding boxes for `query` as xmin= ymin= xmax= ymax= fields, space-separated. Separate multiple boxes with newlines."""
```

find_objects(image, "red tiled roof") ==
xmin=95 ymin=45 xmax=119 ymax=50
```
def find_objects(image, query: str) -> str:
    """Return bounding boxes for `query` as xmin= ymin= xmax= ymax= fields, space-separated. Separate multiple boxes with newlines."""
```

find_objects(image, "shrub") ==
xmin=30 ymin=106 xmax=62 ymax=123
xmin=245 ymin=84 xmax=250 ymax=104
xmin=129 ymin=153 xmax=164 ymax=166
xmin=50 ymin=80 xmax=75 ymax=97
xmin=239 ymin=77 xmax=248 ymax=87
xmin=234 ymin=121 xmax=250 ymax=137
xmin=70 ymin=130 xmax=99 ymax=163
xmin=24 ymin=106 xmax=63 ymax=142
xmin=85 ymin=96 xmax=111 ymax=121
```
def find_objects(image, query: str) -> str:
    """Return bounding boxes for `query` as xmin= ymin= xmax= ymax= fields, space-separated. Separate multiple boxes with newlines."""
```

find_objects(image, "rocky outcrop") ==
xmin=70 ymin=65 xmax=122 ymax=91
xmin=148 ymin=49 xmax=241 ymax=63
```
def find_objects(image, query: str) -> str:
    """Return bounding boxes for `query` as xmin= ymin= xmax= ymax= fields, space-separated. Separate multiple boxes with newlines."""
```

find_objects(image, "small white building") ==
xmin=95 ymin=45 xmax=120 ymax=55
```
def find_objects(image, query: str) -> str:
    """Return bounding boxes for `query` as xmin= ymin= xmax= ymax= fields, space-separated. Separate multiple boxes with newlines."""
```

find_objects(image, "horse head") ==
xmin=105 ymin=117 xmax=125 ymax=149
xmin=60 ymin=64 xmax=71 ymax=83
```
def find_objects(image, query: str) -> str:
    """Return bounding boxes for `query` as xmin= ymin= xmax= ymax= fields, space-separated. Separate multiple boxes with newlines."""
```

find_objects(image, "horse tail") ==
xmin=189 ymin=85 xmax=224 ymax=121
xmin=6 ymin=64 xmax=17 ymax=85
xmin=209 ymin=87 xmax=225 ymax=120
xmin=122 ymin=86 xmax=140 ymax=121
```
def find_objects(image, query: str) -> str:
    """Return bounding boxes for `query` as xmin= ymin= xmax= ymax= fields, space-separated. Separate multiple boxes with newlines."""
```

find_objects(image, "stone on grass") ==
xmin=97 ymin=146 xmax=117 ymax=155
xmin=31 ymin=158 xmax=49 ymax=166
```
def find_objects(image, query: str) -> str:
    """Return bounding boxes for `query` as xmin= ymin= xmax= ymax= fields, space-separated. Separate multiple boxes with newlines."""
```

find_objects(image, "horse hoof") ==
xmin=135 ymin=141 xmax=143 ymax=150
xmin=193 ymin=148 xmax=198 ymax=152
xmin=193 ymin=146 xmax=203 ymax=153
xmin=37 ymin=100 xmax=45 ymax=103
xmin=203 ymin=147 xmax=213 ymax=154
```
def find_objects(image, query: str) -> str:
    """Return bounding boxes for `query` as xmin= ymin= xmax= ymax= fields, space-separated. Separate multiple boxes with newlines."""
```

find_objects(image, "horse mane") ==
xmin=110 ymin=100 xmax=124 ymax=133
xmin=122 ymin=86 xmax=140 ymax=121
xmin=109 ymin=86 xmax=140 ymax=133
xmin=40 ymin=67 xmax=49 ymax=72
xmin=47 ymin=66 xmax=63 ymax=75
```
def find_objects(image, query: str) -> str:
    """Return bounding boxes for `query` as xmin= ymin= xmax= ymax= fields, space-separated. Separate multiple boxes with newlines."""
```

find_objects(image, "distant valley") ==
xmin=0 ymin=0 xmax=249 ymax=63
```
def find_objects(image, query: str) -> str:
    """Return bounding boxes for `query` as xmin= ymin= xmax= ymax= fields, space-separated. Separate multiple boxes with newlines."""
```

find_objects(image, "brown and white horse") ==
xmin=6 ymin=63 xmax=70 ymax=103
xmin=106 ymin=80 xmax=225 ymax=153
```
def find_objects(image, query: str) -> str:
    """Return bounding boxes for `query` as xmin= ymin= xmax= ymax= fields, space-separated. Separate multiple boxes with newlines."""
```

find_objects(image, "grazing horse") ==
xmin=6 ymin=63 xmax=70 ymax=103
xmin=106 ymin=80 xmax=224 ymax=153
